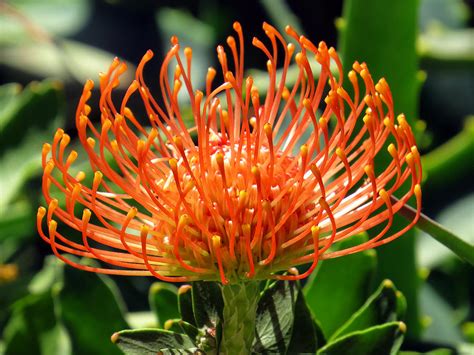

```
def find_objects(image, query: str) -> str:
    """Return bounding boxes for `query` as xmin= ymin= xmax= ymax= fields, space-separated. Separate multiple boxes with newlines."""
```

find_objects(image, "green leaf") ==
xmin=176 ymin=320 xmax=200 ymax=342
xmin=304 ymin=233 xmax=377 ymax=338
xmin=420 ymin=284 xmax=464 ymax=344
xmin=0 ymin=80 xmax=64 ymax=209
xmin=155 ymin=8 xmax=215 ymax=91
xmin=331 ymin=280 xmax=406 ymax=340
xmin=0 ymin=275 xmax=32 ymax=330
xmin=161 ymin=319 xmax=200 ymax=344
xmin=55 ymin=259 xmax=129 ymax=355
xmin=111 ymin=329 xmax=197 ymax=354
xmin=28 ymin=256 xmax=62 ymax=294
xmin=178 ymin=285 xmax=195 ymax=327
xmin=0 ymin=40 xmax=135 ymax=85
xmin=339 ymin=0 xmax=421 ymax=338
xmin=400 ymin=349 xmax=454 ymax=355
xmin=148 ymin=282 xmax=179 ymax=328
xmin=419 ymin=0 xmax=470 ymax=30
xmin=252 ymin=280 xmax=297 ymax=353
xmin=286 ymin=286 xmax=322 ymax=353
xmin=126 ymin=312 xmax=156 ymax=329
xmin=0 ymin=83 xmax=22 ymax=124
xmin=0 ymin=200 xmax=33 ymax=244
xmin=317 ymin=322 xmax=406 ymax=355
xmin=191 ymin=281 xmax=223 ymax=329
xmin=2 ymin=291 xmax=72 ymax=355
xmin=419 ymin=28 xmax=474 ymax=65
xmin=422 ymin=117 xmax=474 ymax=191
xmin=0 ymin=0 xmax=91 ymax=45
xmin=260 ymin=0 xmax=303 ymax=35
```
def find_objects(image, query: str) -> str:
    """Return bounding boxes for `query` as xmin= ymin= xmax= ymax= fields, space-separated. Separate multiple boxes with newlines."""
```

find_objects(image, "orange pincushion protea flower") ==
xmin=37 ymin=22 xmax=422 ymax=285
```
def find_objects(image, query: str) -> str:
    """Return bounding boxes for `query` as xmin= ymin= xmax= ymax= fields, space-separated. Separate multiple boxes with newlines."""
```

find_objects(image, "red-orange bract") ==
xmin=37 ymin=22 xmax=422 ymax=285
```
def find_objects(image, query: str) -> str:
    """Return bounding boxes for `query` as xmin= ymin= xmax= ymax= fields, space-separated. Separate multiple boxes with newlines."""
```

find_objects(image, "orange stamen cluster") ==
xmin=38 ymin=22 xmax=422 ymax=284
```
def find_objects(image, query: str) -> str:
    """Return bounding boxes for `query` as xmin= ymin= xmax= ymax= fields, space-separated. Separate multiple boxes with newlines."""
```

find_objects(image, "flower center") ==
xmin=157 ymin=135 xmax=315 ymax=274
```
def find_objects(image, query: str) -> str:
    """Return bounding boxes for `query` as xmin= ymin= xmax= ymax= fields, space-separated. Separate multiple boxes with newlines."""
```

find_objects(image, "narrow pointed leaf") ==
xmin=178 ymin=285 xmax=195 ymax=326
xmin=304 ymin=233 xmax=377 ymax=338
xmin=111 ymin=329 xmax=197 ymax=354
xmin=317 ymin=322 xmax=405 ymax=355
xmin=55 ymin=259 xmax=129 ymax=355
xmin=331 ymin=280 xmax=406 ymax=340
xmin=148 ymin=282 xmax=179 ymax=328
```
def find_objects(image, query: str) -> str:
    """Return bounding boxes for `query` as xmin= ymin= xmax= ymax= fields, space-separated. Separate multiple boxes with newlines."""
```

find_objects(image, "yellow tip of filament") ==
xmin=169 ymin=158 xmax=178 ymax=170
xmin=364 ymin=164 xmax=373 ymax=177
xmin=216 ymin=152 xmax=224 ymax=166
xmin=82 ymin=208 xmax=92 ymax=222
xmin=263 ymin=123 xmax=272 ymax=138
xmin=300 ymin=144 xmax=308 ymax=157
xmin=212 ymin=235 xmax=222 ymax=250
xmin=335 ymin=147 xmax=345 ymax=159
xmin=140 ymin=224 xmax=150 ymax=238
xmin=37 ymin=206 xmax=46 ymax=218
xmin=378 ymin=189 xmax=390 ymax=203
xmin=184 ymin=47 xmax=192 ymax=59
xmin=48 ymin=219 xmax=57 ymax=234
xmin=388 ymin=143 xmax=397 ymax=158
xmin=414 ymin=184 xmax=422 ymax=199
xmin=251 ymin=165 xmax=260 ymax=178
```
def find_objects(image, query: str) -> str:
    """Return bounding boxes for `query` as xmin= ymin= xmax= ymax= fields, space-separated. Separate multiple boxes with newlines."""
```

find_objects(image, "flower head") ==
xmin=38 ymin=22 xmax=422 ymax=284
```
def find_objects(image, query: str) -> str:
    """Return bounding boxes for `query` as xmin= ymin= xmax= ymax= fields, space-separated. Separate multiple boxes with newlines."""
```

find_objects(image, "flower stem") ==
xmin=219 ymin=281 xmax=260 ymax=354
xmin=393 ymin=196 xmax=474 ymax=265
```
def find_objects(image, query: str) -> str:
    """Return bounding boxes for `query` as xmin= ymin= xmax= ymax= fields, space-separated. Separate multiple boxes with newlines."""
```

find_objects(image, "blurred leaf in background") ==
xmin=0 ymin=80 xmax=65 ymax=263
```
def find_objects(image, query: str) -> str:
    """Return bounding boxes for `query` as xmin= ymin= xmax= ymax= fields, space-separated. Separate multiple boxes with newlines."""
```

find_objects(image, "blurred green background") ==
xmin=0 ymin=0 xmax=473 ymax=354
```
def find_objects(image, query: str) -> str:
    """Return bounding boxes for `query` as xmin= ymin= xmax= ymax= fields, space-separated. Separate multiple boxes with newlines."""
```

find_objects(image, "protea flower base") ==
xmin=220 ymin=282 xmax=260 ymax=354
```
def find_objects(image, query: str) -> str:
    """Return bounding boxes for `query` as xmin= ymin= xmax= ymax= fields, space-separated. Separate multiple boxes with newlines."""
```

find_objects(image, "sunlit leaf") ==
xmin=253 ymin=280 xmax=297 ymax=353
xmin=304 ymin=233 xmax=377 ymax=338
xmin=0 ymin=0 xmax=91 ymax=45
xmin=0 ymin=40 xmax=135 ymax=85
xmin=317 ymin=322 xmax=405 ymax=355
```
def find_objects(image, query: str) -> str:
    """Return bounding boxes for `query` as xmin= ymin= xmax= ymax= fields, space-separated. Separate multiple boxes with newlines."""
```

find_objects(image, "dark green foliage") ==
xmin=149 ymin=282 xmax=180 ymax=328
